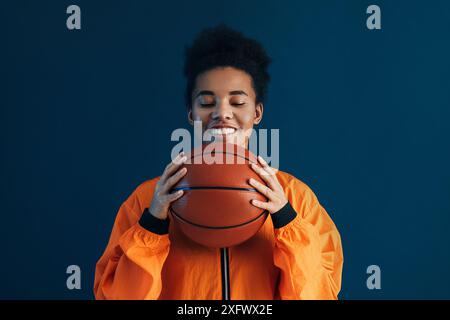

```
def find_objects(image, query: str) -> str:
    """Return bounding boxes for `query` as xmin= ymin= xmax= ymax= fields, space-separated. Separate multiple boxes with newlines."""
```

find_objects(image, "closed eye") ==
xmin=200 ymin=103 xmax=245 ymax=107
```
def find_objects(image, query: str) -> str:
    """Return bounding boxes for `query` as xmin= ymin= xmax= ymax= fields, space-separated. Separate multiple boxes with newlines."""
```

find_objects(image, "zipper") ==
xmin=220 ymin=248 xmax=230 ymax=300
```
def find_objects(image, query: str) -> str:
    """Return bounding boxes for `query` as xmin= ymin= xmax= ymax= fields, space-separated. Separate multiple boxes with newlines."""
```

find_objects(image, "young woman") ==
xmin=94 ymin=24 xmax=343 ymax=300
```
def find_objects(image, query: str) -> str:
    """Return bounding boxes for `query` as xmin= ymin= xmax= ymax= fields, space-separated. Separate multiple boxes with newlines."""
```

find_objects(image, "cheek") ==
xmin=236 ymin=112 xmax=255 ymax=129
xmin=192 ymin=109 xmax=213 ymax=132
xmin=192 ymin=108 xmax=210 ymax=121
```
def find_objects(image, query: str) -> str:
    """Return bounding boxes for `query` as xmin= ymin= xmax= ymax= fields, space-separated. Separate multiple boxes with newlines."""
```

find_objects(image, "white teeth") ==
xmin=209 ymin=128 xmax=236 ymax=135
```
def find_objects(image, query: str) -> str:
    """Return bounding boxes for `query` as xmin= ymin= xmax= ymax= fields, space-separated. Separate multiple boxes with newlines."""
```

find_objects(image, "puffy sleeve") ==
xmin=94 ymin=180 xmax=171 ymax=300
xmin=272 ymin=177 xmax=344 ymax=300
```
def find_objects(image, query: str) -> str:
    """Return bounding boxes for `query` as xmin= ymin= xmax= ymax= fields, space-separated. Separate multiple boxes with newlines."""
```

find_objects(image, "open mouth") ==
xmin=209 ymin=127 xmax=237 ymax=136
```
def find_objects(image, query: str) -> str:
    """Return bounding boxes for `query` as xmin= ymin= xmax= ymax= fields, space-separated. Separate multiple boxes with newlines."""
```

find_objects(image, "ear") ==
xmin=188 ymin=109 xmax=194 ymax=125
xmin=253 ymin=103 xmax=264 ymax=125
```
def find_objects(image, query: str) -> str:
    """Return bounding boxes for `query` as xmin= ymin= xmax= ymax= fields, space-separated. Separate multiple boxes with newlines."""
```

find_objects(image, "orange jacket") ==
xmin=94 ymin=170 xmax=343 ymax=300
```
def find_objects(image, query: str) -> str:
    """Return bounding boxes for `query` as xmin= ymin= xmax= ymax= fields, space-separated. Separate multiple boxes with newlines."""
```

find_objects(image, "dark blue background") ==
xmin=2 ymin=0 xmax=450 ymax=299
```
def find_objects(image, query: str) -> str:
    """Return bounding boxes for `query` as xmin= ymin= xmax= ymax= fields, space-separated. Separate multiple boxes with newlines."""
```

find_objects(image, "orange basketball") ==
xmin=169 ymin=142 xmax=268 ymax=248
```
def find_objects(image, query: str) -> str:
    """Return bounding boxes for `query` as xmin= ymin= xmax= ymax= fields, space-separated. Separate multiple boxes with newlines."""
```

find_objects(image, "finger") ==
xmin=254 ymin=158 xmax=283 ymax=192
xmin=162 ymin=167 xmax=188 ymax=192
xmin=250 ymin=163 xmax=277 ymax=189
xmin=251 ymin=162 xmax=271 ymax=177
xmin=257 ymin=156 xmax=277 ymax=175
xmin=161 ymin=153 xmax=187 ymax=182
xmin=249 ymin=178 xmax=275 ymax=200
xmin=164 ymin=190 xmax=184 ymax=203
xmin=251 ymin=199 xmax=271 ymax=211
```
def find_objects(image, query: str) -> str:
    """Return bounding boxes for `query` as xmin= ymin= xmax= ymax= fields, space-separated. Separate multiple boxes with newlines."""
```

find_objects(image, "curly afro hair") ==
xmin=183 ymin=23 xmax=272 ymax=110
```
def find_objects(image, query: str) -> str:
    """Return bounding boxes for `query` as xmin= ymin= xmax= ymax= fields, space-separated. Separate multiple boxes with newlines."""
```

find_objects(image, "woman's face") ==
xmin=188 ymin=66 xmax=263 ymax=149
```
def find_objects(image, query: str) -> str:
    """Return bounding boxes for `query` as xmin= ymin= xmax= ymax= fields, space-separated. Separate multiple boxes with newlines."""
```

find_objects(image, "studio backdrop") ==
xmin=2 ymin=0 xmax=450 ymax=299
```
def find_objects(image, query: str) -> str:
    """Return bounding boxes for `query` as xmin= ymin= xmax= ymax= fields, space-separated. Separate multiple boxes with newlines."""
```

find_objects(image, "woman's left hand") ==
xmin=249 ymin=155 xmax=288 ymax=214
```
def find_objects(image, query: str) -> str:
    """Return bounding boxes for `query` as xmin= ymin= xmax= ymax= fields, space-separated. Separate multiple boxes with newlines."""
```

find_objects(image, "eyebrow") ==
xmin=194 ymin=90 xmax=248 ymax=99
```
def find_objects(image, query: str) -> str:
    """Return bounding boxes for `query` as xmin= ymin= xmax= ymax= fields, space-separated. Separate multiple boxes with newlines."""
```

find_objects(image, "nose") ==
xmin=211 ymin=101 xmax=234 ymax=121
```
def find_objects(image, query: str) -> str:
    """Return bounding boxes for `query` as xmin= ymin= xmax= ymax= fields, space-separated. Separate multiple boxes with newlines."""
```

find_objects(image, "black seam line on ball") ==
xmin=169 ymin=207 xmax=268 ymax=230
xmin=189 ymin=152 xmax=257 ymax=164
xmin=171 ymin=186 xmax=259 ymax=192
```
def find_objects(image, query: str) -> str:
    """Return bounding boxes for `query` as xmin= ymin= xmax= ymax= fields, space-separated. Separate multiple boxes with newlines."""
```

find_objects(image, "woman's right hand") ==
xmin=148 ymin=152 xmax=188 ymax=220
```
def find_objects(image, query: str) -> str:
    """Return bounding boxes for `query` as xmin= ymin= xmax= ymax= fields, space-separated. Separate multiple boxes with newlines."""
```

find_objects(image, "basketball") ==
xmin=169 ymin=142 xmax=269 ymax=248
